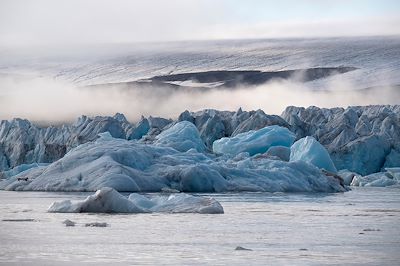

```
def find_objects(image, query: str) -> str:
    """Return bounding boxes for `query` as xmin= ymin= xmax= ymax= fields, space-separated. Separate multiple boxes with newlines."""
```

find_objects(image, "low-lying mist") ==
xmin=0 ymin=74 xmax=398 ymax=124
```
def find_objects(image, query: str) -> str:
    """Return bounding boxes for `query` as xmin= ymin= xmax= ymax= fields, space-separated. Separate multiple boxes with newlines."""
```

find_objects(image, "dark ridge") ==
xmin=149 ymin=67 xmax=358 ymax=88
xmin=85 ymin=79 xmax=199 ymax=92
xmin=151 ymin=70 xmax=262 ymax=83
xmin=86 ymin=66 xmax=357 ymax=91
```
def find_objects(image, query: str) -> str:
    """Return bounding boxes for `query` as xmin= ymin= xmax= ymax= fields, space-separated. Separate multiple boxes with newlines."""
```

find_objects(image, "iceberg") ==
xmin=212 ymin=125 xmax=295 ymax=156
xmin=0 ymin=133 xmax=345 ymax=193
xmin=154 ymin=121 xmax=206 ymax=152
xmin=282 ymin=105 xmax=400 ymax=175
xmin=179 ymin=108 xmax=289 ymax=149
xmin=290 ymin=136 xmax=337 ymax=173
xmin=1 ymin=105 xmax=398 ymax=177
xmin=48 ymin=187 xmax=147 ymax=213
xmin=48 ymin=187 xmax=224 ymax=214
xmin=2 ymin=105 xmax=398 ymax=193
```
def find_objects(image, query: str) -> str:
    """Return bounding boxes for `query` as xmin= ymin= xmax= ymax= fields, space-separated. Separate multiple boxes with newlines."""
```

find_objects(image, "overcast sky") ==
xmin=1 ymin=0 xmax=400 ymax=46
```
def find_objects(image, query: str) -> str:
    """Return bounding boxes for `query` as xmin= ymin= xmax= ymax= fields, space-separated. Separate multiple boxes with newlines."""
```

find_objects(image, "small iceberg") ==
xmin=290 ymin=136 xmax=337 ymax=173
xmin=235 ymin=246 xmax=252 ymax=251
xmin=48 ymin=187 xmax=224 ymax=214
xmin=154 ymin=121 xmax=206 ymax=152
xmin=85 ymin=222 xmax=108 ymax=227
xmin=62 ymin=219 xmax=76 ymax=227
xmin=350 ymin=172 xmax=398 ymax=187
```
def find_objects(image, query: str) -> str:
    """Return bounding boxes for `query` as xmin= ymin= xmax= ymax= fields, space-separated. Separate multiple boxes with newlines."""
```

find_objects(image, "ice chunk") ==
xmin=85 ymin=222 xmax=108 ymax=227
xmin=212 ymin=125 xmax=295 ymax=156
xmin=0 ymin=163 xmax=49 ymax=178
xmin=148 ymin=116 xmax=172 ymax=130
xmin=97 ymin=131 xmax=114 ymax=141
xmin=385 ymin=168 xmax=400 ymax=180
xmin=128 ymin=193 xmax=224 ymax=214
xmin=350 ymin=171 xmax=398 ymax=187
xmin=331 ymin=135 xmax=390 ymax=176
xmin=282 ymin=105 xmax=400 ymax=175
xmin=48 ymin=187 xmax=148 ymax=213
xmin=232 ymin=109 xmax=289 ymax=136
xmin=62 ymin=219 xmax=76 ymax=227
xmin=48 ymin=187 xmax=224 ymax=214
xmin=338 ymin=169 xmax=360 ymax=186
xmin=235 ymin=246 xmax=252 ymax=251
xmin=384 ymin=148 xmax=400 ymax=168
xmin=265 ymin=146 xmax=291 ymax=161
xmin=155 ymin=121 xmax=206 ymax=152
xmin=127 ymin=116 xmax=150 ymax=140
xmin=290 ymin=136 xmax=337 ymax=173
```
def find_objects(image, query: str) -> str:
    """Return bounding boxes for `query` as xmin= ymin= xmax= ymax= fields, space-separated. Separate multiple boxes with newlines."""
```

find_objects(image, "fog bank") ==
xmin=0 ymin=74 xmax=398 ymax=123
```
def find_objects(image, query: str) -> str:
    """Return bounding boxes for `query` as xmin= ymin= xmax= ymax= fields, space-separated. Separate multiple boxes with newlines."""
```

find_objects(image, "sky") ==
xmin=0 ymin=0 xmax=400 ymax=46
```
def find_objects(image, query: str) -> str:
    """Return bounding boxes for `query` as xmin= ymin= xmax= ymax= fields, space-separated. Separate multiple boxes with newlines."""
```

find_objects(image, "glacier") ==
xmin=1 ymin=105 xmax=399 ymax=192
xmin=48 ymin=187 xmax=224 ymax=214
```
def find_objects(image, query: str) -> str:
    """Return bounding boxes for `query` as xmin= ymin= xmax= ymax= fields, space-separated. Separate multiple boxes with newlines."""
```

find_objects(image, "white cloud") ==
xmin=0 ymin=0 xmax=399 ymax=47
xmin=207 ymin=16 xmax=400 ymax=39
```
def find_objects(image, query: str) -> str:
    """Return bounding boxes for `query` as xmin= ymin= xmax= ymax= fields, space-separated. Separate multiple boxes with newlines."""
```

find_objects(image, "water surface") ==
xmin=0 ymin=187 xmax=399 ymax=265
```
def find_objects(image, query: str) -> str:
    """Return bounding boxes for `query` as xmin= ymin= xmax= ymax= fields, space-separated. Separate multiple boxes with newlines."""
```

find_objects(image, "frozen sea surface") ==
xmin=0 ymin=188 xmax=399 ymax=265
